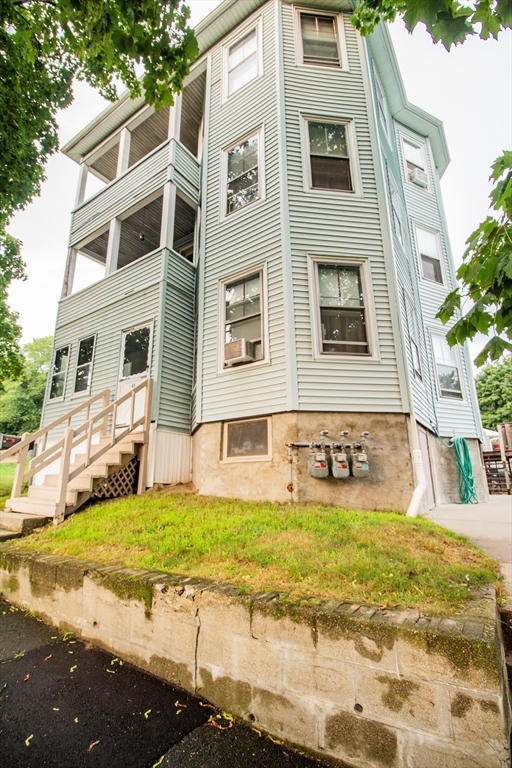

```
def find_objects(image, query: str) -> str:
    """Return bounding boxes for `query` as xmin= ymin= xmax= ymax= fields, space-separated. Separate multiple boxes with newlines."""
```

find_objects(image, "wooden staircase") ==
xmin=0 ymin=379 xmax=153 ymax=527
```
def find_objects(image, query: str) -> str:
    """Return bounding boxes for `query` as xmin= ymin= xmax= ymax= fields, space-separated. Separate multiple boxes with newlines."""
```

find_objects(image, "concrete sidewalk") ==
xmin=426 ymin=494 xmax=512 ymax=594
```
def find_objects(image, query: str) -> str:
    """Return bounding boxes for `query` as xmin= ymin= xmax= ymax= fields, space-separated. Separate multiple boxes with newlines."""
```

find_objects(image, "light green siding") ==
xmin=282 ymin=5 xmax=404 ymax=413
xmin=198 ymin=1 xmax=289 ymax=423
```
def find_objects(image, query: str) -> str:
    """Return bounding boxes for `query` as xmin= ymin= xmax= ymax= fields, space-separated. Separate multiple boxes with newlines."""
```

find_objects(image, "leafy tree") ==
xmin=437 ymin=152 xmax=512 ymax=366
xmin=0 ymin=0 xmax=198 ymax=380
xmin=476 ymin=354 xmax=512 ymax=429
xmin=352 ymin=0 xmax=512 ymax=49
xmin=0 ymin=336 xmax=53 ymax=435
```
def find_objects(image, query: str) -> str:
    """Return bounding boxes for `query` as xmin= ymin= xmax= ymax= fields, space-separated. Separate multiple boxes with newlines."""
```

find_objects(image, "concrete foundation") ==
xmin=427 ymin=433 xmax=489 ymax=506
xmin=0 ymin=548 xmax=510 ymax=768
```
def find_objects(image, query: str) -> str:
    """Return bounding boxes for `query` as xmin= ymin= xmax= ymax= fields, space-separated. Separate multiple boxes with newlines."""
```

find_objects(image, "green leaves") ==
xmin=475 ymin=353 xmax=512 ymax=428
xmin=435 ymin=151 xmax=512 ymax=366
xmin=352 ymin=0 xmax=512 ymax=48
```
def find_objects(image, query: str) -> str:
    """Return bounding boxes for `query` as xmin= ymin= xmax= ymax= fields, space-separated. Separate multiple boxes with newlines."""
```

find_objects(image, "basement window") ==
xmin=49 ymin=345 xmax=70 ymax=400
xmin=222 ymin=417 xmax=271 ymax=462
xmin=74 ymin=336 xmax=96 ymax=394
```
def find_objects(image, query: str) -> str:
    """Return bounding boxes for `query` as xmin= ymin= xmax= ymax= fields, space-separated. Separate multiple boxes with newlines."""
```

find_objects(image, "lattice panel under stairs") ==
xmin=92 ymin=458 xmax=138 ymax=500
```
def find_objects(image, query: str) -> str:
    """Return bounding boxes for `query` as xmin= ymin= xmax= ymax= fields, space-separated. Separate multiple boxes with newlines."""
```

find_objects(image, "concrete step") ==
xmin=5 ymin=497 xmax=57 ymax=517
xmin=28 ymin=485 xmax=78 ymax=506
xmin=0 ymin=528 xmax=20 ymax=541
xmin=0 ymin=510 xmax=51 ymax=533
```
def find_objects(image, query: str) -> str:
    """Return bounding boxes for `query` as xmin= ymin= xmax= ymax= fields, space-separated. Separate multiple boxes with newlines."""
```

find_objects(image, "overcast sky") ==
xmin=6 ymin=1 xmax=512 ymax=368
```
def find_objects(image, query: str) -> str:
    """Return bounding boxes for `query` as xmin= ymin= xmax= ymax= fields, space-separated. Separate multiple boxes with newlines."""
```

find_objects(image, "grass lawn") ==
xmin=0 ymin=461 xmax=16 ymax=508
xmin=8 ymin=490 xmax=499 ymax=615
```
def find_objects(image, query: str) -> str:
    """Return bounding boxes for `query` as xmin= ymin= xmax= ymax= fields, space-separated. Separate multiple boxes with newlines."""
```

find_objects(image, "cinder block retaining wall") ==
xmin=1 ymin=547 xmax=510 ymax=768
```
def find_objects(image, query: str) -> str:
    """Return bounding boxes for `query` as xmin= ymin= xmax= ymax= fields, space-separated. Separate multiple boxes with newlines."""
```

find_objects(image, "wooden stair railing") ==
xmin=0 ymin=378 xmax=153 ymax=524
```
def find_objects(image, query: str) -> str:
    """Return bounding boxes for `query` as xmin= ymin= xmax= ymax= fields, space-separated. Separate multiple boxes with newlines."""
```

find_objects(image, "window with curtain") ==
xmin=317 ymin=263 xmax=369 ymax=354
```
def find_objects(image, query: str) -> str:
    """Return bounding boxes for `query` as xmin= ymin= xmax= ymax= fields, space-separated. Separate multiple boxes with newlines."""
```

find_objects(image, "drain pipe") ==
xmin=406 ymin=398 xmax=427 ymax=518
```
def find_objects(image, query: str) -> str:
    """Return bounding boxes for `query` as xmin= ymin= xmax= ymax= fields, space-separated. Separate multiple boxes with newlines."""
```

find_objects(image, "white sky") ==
xmin=6 ymin=1 xmax=512 ymax=369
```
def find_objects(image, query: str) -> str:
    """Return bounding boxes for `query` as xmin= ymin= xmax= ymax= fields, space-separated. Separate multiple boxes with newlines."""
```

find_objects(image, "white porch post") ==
xmin=61 ymin=247 xmax=77 ymax=299
xmin=75 ymin=163 xmax=88 ymax=207
xmin=168 ymin=95 xmax=182 ymax=140
xmin=117 ymin=127 xmax=131 ymax=176
xmin=105 ymin=218 xmax=121 ymax=275
xmin=160 ymin=182 xmax=176 ymax=250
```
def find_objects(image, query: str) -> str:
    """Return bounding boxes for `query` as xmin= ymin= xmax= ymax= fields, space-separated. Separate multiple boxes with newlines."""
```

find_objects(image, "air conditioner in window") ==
xmin=224 ymin=339 xmax=255 ymax=366
xmin=409 ymin=167 xmax=429 ymax=188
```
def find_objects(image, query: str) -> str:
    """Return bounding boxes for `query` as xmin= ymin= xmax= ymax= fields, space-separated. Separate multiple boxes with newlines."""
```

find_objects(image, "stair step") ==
xmin=0 ymin=510 xmax=50 ymax=533
xmin=0 ymin=528 xmax=21 ymax=541
xmin=28 ymin=485 xmax=78 ymax=505
xmin=5 ymin=497 xmax=58 ymax=517
xmin=74 ymin=450 xmax=127 ymax=466
xmin=69 ymin=464 xmax=112 ymax=478
xmin=44 ymin=474 xmax=94 ymax=491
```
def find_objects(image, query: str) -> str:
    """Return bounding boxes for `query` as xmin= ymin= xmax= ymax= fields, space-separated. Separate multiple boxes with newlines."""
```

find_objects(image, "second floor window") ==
xmin=227 ymin=27 xmax=258 ymax=97
xmin=300 ymin=13 xmax=340 ymax=67
xmin=49 ymin=345 xmax=70 ymax=399
xmin=226 ymin=133 xmax=260 ymax=215
xmin=224 ymin=272 xmax=263 ymax=367
xmin=317 ymin=263 xmax=369 ymax=355
xmin=308 ymin=121 xmax=353 ymax=191
xmin=74 ymin=336 xmax=95 ymax=394
xmin=415 ymin=226 xmax=443 ymax=285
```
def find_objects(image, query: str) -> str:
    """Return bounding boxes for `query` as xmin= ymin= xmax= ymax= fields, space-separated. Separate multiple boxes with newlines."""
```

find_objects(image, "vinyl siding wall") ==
xmin=198 ymin=2 xmax=288 ymax=423
xmin=282 ymin=6 xmax=404 ymax=413
xmin=396 ymin=123 xmax=481 ymax=439
xmin=41 ymin=249 xmax=195 ymax=440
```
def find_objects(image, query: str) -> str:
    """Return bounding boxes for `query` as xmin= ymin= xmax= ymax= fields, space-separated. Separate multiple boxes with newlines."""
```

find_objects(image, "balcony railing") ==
xmin=70 ymin=139 xmax=200 ymax=248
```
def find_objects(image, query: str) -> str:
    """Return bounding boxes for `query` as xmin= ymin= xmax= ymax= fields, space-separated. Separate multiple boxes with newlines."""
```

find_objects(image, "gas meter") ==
xmin=332 ymin=430 xmax=350 ymax=479
xmin=350 ymin=431 xmax=370 ymax=478
xmin=307 ymin=430 xmax=329 ymax=479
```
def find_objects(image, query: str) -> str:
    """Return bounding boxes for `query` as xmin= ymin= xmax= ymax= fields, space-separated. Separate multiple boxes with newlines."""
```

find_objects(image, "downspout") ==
xmin=406 ymin=396 xmax=427 ymax=517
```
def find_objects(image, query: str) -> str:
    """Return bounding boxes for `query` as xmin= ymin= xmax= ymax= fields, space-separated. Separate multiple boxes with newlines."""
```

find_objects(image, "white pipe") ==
xmin=407 ymin=448 xmax=427 ymax=517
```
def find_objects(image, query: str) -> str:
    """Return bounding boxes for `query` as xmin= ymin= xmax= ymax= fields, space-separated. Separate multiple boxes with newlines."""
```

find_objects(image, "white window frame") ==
xmin=220 ymin=126 xmax=265 ymax=221
xmin=221 ymin=416 xmax=272 ymax=463
xmin=294 ymin=6 xmax=349 ymax=71
xmin=72 ymin=334 xmax=97 ymax=398
xmin=308 ymin=255 xmax=379 ymax=361
xmin=430 ymin=330 xmax=465 ymax=402
xmin=401 ymin=135 xmax=429 ymax=189
xmin=222 ymin=18 xmax=263 ymax=103
xmin=405 ymin=296 xmax=422 ymax=380
xmin=373 ymin=65 xmax=389 ymax=137
xmin=301 ymin=115 xmax=362 ymax=197
xmin=413 ymin=223 xmax=445 ymax=286
xmin=118 ymin=321 xmax=154 ymax=381
xmin=217 ymin=262 xmax=269 ymax=374
xmin=48 ymin=344 xmax=71 ymax=401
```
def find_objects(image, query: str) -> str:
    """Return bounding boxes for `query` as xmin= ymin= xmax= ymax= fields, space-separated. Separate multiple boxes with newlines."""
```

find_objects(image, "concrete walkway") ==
xmin=426 ymin=494 xmax=512 ymax=594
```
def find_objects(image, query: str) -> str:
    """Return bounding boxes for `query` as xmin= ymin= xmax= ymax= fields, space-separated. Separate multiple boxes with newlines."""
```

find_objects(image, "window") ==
xmin=223 ymin=418 xmax=271 ymax=461
xmin=223 ymin=272 xmax=263 ymax=366
xmin=49 ymin=345 xmax=70 ymax=399
xmin=316 ymin=263 xmax=369 ymax=355
xmin=403 ymin=139 xmax=426 ymax=177
xmin=374 ymin=68 xmax=388 ymax=135
xmin=432 ymin=333 xmax=463 ymax=399
xmin=406 ymin=298 xmax=421 ymax=378
xmin=300 ymin=13 xmax=340 ymax=67
xmin=415 ymin=226 xmax=443 ymax=284
xmin=226 ymin=132 xmax=260 ymax=215
xmin=121 ymin=325 xmax=151 ymax=378
xmin=308 ymin=121 xmax=353 ymax=191
xmin=74 ymin=336 xmax=95 ymax=394
xmin=226 ymin=27 xmax=259 ymax=97
xmin=388 ymin=171 xmax=403 ymax=245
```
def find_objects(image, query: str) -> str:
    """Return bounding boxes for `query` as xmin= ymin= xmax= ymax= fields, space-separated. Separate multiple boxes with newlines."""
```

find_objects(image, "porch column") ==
xmin=105 ymin=218 xmax=121 ymax=275
xmin=117 ymin=127 xmax=131 ymax=176
xmin=160 ymin=182 xmax=176 ymax=251
xmin=168 ymin=94 xmax=182 ymax=141
xmin=61 ymin=247 xmax=77 ymax=299
xmin=75 ymin=163 xmax=88 ymax=208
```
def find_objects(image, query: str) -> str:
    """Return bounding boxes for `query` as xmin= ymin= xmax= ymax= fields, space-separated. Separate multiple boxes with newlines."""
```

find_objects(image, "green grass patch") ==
xmin=9 ymin=491 xmax=499 ymax=614
xmin=0 ymin=461 xmax=16 ymax=508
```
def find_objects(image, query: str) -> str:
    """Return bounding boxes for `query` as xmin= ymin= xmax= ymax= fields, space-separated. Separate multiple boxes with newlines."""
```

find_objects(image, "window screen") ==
xmin=122 ymin=326 xmax=151 ymax=378
xmin=432 ymin=334 xmax=463 ymax=399
xmin=74 ymin=336 xmax=95 ymax=393
xmin=49 ymin=346 xmax=70 ymax=399
xmin=226 ymin=134 xmax=259 ymax=214
xmin=225 ymin=273 xmax=263 ymax=363
xmin=225 ymin=418 xmax=269 ymax=458
xmin=301 ymin=14 xmax=340 ymax=66
xmin=416 ymin=227 xmax=443 ymax=284
xmin=308 ymin=122 xmax=352 ymax=191
xmin=318 ymin=264 xmax=369 ymax=354
xmin=227 ymin=28 xmax=258 ymax=96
